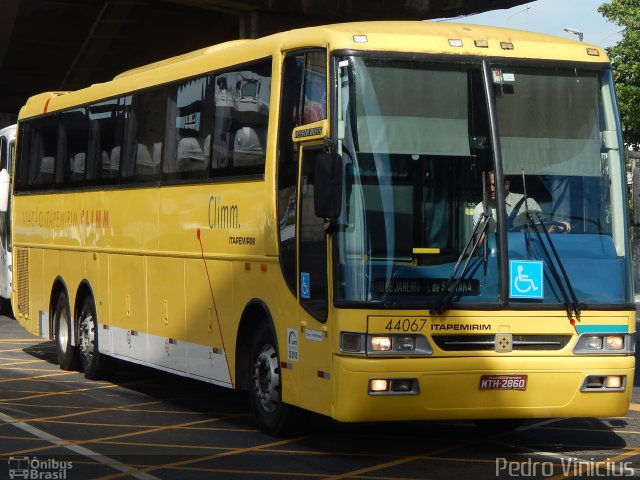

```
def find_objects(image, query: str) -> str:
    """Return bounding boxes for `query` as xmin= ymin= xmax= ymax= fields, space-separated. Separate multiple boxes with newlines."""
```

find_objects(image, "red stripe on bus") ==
xmin=43 ymin=98 xmax=51 ymax=113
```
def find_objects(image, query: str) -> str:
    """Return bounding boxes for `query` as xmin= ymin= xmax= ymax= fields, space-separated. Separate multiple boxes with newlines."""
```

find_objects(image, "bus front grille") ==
xmin=432 ymin=334 xmax=572 ymax=351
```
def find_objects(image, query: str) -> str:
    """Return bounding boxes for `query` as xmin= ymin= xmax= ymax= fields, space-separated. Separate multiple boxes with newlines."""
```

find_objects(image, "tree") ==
xmin=599 ymin=0 xmax=640 ymax=148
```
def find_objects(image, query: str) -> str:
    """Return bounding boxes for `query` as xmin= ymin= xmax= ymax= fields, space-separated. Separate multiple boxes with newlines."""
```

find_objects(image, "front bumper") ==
xmin=332 ymin=354 xmax=635 ymax=422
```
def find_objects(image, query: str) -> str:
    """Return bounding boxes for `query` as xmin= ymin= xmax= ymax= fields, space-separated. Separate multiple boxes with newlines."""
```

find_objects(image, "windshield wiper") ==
xmin=430 ymin=210 xmax=490 ymax=315
xmin=431 ymin=171 xmax=492 ymax=315
xmin=524 ymin=211 xmax=582 ymax=317
xmin=519 ymin=172 xmax=581 ymax=318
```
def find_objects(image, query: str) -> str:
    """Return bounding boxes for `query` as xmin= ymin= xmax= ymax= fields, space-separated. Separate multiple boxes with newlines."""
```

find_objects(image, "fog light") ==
xmin=396 ymin=336 xmax=416 ymax=351
xmin=604 ymin=376 xmax=623 ymax=389
xmin=391 ymin=379 xmax=413 ymax=392
xmin=584 ymin=336 xmax=603 ymax=350
xmin=585 ymin=376 xmax=604 ymax=388
xmin=605 ymin=336 xmax=624 ymax=350
xmin=341 ymin=332 xmax=364 ymax=353
xmin=371 ymin=336 xmax=392 ymax=351
xmin=369 ymin=379 xmax=389 ymax=392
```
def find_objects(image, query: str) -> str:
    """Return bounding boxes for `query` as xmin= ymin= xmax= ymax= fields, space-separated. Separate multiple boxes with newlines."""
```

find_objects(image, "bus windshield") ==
xmin=333 ymin=55 xmax=631 ymax=307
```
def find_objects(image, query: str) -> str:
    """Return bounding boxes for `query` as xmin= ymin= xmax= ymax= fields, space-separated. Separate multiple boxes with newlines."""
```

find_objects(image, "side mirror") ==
xmin=0 ymin=169 xmax=10 ymax=212
xmin=314 ymin=152 xmax=342 ymax=220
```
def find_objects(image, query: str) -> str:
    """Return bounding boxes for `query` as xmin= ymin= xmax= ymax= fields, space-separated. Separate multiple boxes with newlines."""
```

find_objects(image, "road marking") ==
xmin=93 ymin=436 xmax=303 ymax=480
xmin=2 ymin=413 xmax=243 ymax=458
xmin=0 ymin=410 xmax=161 ymax=480
xmin=323 ymin=418 xmax=563 ymax=479
xmin=5 ymin=398 xmax=163 ymax=424
xmin=546 ymin=447 xmax=640 ymax=480
xmin=629 ymin=403 xmax=640 ymax=412
xmin=0 ymin=359 xmax=55 ymax=367
xmin=0 ymin=382 xmax=117 ymax=402
xmin=0 ymin=371 xmax=75 ymax=383
xmin=0 ymin=338 xmax=49 ymax=343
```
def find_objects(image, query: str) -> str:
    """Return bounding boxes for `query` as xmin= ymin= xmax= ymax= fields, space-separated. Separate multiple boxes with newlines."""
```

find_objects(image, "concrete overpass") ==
xmin=0 ymin=0 xmax=528 ymax=124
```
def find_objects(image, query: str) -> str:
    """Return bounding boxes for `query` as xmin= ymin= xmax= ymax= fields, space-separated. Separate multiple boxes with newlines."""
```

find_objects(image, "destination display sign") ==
xmin=374 ymin=278 xmax=479 ymax=296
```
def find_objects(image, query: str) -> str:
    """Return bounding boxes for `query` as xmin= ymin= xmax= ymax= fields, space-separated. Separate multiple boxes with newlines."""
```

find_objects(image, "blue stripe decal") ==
xmin=575 ymin=325 xmax=628 ymax=334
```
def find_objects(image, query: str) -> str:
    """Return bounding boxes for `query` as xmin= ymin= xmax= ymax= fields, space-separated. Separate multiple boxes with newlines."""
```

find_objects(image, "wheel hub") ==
xmin=253 ymin=344 xmax=280 ymax=413
xmin=78 ymin=312 xmax=95 ymax=361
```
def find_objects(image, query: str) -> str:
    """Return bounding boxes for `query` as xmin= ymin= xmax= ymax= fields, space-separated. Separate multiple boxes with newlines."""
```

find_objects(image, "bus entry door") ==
xmin=297 ymin=145 xmax=332 ymax=416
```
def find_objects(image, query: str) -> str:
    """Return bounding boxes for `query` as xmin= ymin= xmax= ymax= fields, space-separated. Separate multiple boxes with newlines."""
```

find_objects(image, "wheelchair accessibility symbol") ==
xmin=509 ymin=260 xmax=544 ymax=299
xmin=300 ymin=272 xmax=311 ymax=299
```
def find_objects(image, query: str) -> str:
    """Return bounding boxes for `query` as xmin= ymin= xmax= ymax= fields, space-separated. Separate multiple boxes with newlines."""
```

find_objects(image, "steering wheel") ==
xmin=510 ymin=221 xmax=570 ymax=233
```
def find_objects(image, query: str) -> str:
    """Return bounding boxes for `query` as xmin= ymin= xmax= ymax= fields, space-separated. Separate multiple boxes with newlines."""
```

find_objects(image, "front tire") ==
xmin=54 ymin=291 xmax=79 ymax=371
xmin=248 ymin=323 xmax=293 ymax=435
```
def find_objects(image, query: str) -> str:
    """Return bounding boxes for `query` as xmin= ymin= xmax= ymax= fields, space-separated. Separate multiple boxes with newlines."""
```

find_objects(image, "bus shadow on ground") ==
xmin=16 ymin=343 xmax=633 ymax=463
xmin=22 ymin=340 xmax=57 ymax=364
xmin=94 ymin=361 xmax=635 ymax=457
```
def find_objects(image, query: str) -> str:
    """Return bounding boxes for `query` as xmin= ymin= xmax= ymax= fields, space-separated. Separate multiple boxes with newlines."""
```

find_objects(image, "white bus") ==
xmin=0 ymin=124 xmax=14 ymax=315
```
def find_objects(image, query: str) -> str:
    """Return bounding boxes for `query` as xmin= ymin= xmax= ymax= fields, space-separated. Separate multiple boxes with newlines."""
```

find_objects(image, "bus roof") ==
xmin=19 ymin=21 xmax=608 ymax=119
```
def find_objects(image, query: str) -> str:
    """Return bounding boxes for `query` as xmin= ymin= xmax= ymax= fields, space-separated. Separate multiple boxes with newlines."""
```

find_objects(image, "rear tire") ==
xmin=54 ymin=291 xmax=79 ymax=371
xmin=78 ymin=295 xmax=112 ymax=379
xmin=248 ymin=323 xmax=295 ymax=435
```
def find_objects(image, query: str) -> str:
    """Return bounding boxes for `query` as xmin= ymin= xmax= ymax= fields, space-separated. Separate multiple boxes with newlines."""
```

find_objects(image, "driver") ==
xmin=472 ymin=171 xmax=542 ymax=231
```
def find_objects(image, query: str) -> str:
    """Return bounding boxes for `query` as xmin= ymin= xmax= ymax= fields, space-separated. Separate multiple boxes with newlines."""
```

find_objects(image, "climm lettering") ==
xmin=431 ymin=324 xmax=491 ymax=331
xmin=208 ymin=196 xmax=240 ymax=230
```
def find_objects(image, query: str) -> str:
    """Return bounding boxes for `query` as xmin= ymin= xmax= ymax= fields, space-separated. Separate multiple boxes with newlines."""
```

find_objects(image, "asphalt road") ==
xmin=1 ymin=315 xmax=639 ymax=480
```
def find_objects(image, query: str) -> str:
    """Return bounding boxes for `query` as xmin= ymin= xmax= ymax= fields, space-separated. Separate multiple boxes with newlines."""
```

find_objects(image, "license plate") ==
xmin=479 ymin=374 xmax=528 ymax=391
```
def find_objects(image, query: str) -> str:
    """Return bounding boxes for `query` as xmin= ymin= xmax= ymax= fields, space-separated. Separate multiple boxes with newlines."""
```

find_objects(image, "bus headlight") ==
xmin=340 ymin=332 xmax=365 ymax=354
xmin=573 ymin=333 xmax=634 ymax=354
xmin=605 ymin=335 xmax=624 ymax=350
xmin=367 ymin=334 xmax=432 ymax=356
xmin=340 ymin=332 xmax=433 ymax=356
xmin=396 ymin=336 xmax=416 ymax=351
xmin=370 ymin=336 xmax=392 ymax=351
xmin=584 ymin=336 xmax=603 ymax=350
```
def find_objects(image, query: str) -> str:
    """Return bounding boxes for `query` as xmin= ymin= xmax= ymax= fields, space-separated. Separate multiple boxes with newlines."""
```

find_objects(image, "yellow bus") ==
xmin=8 ymin=21 xmax=635 ymax=434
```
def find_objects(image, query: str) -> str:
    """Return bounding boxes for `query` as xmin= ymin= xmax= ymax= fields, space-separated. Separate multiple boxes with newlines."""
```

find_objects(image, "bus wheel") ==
xmin=249 ymin=323 xmax=292 ymax=435
xmin=53 ymin=291 xmax=79 ymax=371
xmin=78 ymin=296 xmax=108 ymax=379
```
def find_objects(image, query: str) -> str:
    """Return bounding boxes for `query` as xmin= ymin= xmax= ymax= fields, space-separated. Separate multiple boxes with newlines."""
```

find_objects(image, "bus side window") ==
xmin=211 ymin=60 xmax=271 ymax=177
xmin=86 ymin=98 xmax=122 ymax=182
xmin=26 ymin=115 xmax=58 ymax=189
xmin=59 ymin=108 xmax=89 ymax=184
xmin=278 ymin=53 xmax=305 ymax=295
xmin=301 ymin=51 xmax=326 ymax=125
xmin=127 ymin=89 xmax=165 ymax=181
xmin=0 ymin=137 xmax=6 ymax=171
xmin=164 ymin=75 xmax=212 ymax=180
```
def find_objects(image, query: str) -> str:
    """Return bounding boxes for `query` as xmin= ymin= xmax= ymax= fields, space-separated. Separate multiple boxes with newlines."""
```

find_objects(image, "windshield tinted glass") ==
xmin=332 ymin=56 xmax=632 ymax=307
xmin=334 ymin=57 xmax=498 ymax=306
xmin=494 ymin=66 xmax=631 ymax=305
